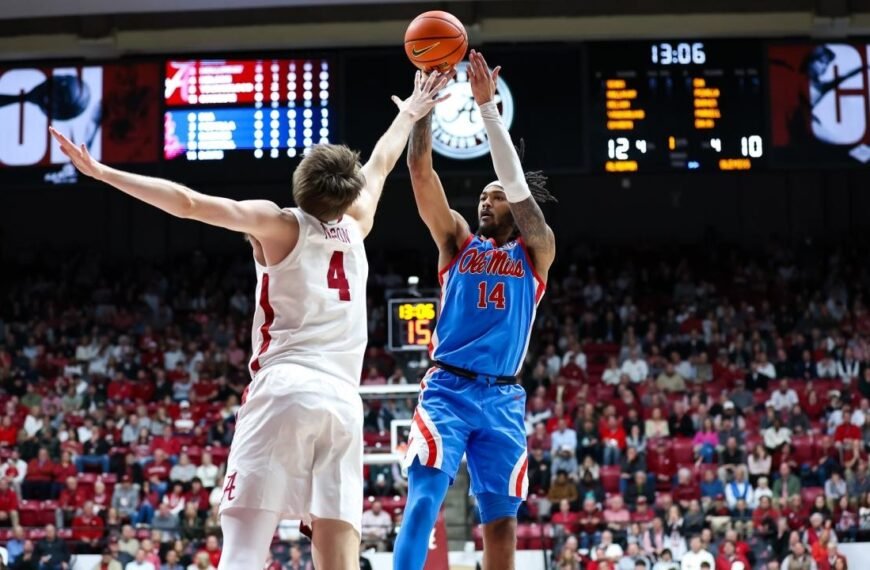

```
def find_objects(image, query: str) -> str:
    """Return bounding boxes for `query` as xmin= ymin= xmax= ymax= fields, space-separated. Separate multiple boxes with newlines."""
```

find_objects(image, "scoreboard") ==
xmin=2 ymin=39 xmax=870 ymax=186
xmin=588 ymin=41 xmax=766 ymax=173
xmin=163 ymin=58 xmax=332 ymax=161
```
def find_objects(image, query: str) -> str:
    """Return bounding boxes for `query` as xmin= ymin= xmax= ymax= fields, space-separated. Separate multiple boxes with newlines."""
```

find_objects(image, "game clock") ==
xmin=589 ymin=40 xmax=767 ymax=173
xmin=387 ymin=299 xmax=439 ymax=352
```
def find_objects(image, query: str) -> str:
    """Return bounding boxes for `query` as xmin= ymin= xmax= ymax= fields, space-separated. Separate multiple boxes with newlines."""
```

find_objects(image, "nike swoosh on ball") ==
xmin=412 ymin=42 xmax=441 ymax=57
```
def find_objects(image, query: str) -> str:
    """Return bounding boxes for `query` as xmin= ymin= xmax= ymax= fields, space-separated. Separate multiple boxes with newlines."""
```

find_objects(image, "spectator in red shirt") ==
xmin=752 ymin=496 xmax=781 ymax=531
xmin=577 ymin=496 xmax=603 ymax=550
xmin=0 ymin=477 xmax=20 ymax=527
xmin=551 ymin=499 xmax=579 ymax=536
xmin=140 ymin=340 xmax=163 ymax=368
xmin=53 ymin=451 xmax=77 ymax=492
xmin=107 ymin=372 xmax=134 ymax=402
xmin=56 ymin=476 xmax=89 ymax=528
xmin=545 ymin=403 xmax=571 ymax=434
xmin=716 ymin=539 xmax=750 ymax=570
xmin=0 ymin=415 xmax=18 ymax=447
xmin=631 ymin=496 xmax=655 ymax=525
xmin=783 ymin=494 xmax=809 ymax=531
xmin=72 ymin=500 xmax=105 ymax=552
xmin=185 ymin=478 xmax=211 ymax=516
xmin=198 ymin=533 xmax=222 ymax=568
xmin=600 ymin=415 xmax=626 ymax=466
xmin=834 ymin=408 xmax=862 ymax=447
xmin=151 ymin=427 xmax=182 ymax=458
xmin=23 ymin=447 xmax=55 ymax=500
xmin=527 ymin=423 xmax=552 ymax=452
xmin=673 ymin=467 xmax=701 ymax=509
xmin=145 ymin=449 xmax=171 ymax=495
xmin=167 ymin=360 xmax=190 ymax=384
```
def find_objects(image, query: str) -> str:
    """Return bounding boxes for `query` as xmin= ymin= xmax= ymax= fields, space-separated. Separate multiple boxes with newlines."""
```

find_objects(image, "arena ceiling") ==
xmin=0 ymin=0 xmax=869 ymax=60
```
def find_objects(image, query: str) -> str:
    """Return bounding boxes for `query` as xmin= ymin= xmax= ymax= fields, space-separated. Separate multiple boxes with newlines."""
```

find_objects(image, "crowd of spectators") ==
xmin=2 ymin=239 xmax=870 ymax=569
xmin=512 ymin=241 xmax=870 ymax=570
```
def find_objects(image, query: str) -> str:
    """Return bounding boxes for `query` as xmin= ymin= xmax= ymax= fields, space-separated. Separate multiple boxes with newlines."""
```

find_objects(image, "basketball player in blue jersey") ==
xmin=394 ymin=49 xmax=557 ymax=570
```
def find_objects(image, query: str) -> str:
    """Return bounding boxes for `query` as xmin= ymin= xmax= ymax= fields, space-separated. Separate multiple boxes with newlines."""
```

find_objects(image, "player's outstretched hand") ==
xmin=391 ymin=69 xmax=453 ymax=121
xmin=467 ymin=49 xmax=501 ymax=106
xmin=49 ymin=127 xmax=106 ymax=180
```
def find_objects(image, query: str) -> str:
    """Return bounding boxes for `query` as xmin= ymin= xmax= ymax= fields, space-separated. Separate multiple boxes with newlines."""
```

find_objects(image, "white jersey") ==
xmin=248 ymin=208 xmax=368 ymax=387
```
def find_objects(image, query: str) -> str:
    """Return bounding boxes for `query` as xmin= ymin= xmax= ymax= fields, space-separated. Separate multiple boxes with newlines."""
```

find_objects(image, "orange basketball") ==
xmin=404 ymin=11 xmax=468 ymax=73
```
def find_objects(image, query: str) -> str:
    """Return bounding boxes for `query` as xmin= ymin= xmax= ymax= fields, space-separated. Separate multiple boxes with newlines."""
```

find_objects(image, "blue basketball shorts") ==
xmin=402 ymin=367 xmax=529 ymax=499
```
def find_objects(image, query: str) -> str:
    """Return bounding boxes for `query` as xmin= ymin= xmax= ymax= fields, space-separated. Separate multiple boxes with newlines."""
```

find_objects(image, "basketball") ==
xmin=404 ymin=10 xmax=468 ymax=73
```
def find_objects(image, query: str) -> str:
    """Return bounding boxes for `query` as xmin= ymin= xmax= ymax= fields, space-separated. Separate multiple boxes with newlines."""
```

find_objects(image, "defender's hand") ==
xmin=391 ymin=70 xmax=453 ymax=121
xmin=49 ymin=126 xmax=106 ymax=180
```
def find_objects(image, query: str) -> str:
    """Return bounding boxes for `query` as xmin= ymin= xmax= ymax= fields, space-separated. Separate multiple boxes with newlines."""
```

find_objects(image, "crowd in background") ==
xmin=0 ymin=240 xmax=869 ymax=568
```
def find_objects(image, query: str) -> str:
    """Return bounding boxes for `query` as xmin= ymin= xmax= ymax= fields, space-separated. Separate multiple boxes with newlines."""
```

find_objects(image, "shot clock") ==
xmin=387 ymin=298 xmax=439 ymax=352
xmin=589 ymin=40 xmax=767 ymax=173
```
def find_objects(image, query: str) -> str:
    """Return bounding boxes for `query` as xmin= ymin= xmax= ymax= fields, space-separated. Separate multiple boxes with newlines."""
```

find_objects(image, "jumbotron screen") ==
xmin=163 ymin=58 xmax=332 ymax=161
xmin=588 ymin=40 xmax=767 ymax=173
xmin=0 ymin=63 xmax=161 ymax=183
xmin=768 ymin=42 xmax=870 ymax=168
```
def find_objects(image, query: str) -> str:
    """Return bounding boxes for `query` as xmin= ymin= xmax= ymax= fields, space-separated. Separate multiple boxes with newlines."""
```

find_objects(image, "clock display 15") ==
xmin=387 ymin=299 xmax=439 ymax=352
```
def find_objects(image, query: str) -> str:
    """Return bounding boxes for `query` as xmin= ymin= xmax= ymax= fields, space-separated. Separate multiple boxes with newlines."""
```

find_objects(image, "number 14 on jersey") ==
xmin=477 ymin=282 xmax=506 ymax=310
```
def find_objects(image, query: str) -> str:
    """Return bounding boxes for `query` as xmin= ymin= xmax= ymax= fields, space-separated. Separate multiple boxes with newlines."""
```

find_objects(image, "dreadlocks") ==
xmin=514 ymin=139 xmax=557 ymax=204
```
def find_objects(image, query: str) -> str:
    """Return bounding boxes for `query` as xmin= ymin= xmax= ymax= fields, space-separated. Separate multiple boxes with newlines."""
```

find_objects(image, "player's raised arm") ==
xmin=48 ymin=127 xmax=291 ymax=243
xmin=347 ymin=71 xmax=452 ymax=237
xmin=407 ymin=106 xmax=470 ymax=255
xmin=467 ymin=49 xmax=556 ymax=279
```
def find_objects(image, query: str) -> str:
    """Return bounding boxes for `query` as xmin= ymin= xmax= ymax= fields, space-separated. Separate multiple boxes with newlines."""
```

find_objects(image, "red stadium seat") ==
xmin=26 ymin=529 xmax=46 ymax=541
xmin=744 ymin=434 xmax=763 ymax=452
xmin=523 ymin=523 xmax=550 ymax=550
xmin=515 ymin=523 xmax=533 ymax=550
xmin=206 ymin=445 xmax=229 ymax=466
xmin=18 ymin=500 xmax=40 ymax=527
xmin=57 ymin=528 xmax=73 ymax=540
xmin=801 ymin=487 xmax=824 ymax=506
xmin=671 ymin=438 xmax=695 ymax=464
xmin=39 ymin=501 xmax=59 ymax=526
xmin=792 ymin=435 xmax=815 ymax=465
xmin=600 ymin=465 xmax=621 ymax=494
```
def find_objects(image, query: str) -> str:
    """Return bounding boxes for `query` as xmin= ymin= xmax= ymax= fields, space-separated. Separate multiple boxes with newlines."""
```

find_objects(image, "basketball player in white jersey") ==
xmin=49 ymin=70 xmax=452 ymax=570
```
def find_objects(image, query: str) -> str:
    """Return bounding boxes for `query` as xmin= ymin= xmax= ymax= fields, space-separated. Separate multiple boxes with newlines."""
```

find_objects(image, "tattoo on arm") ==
xmin=408 ymin=111 xmax=433 ymax=163
xmin=510 ymin=196 xmax=554 ymax=253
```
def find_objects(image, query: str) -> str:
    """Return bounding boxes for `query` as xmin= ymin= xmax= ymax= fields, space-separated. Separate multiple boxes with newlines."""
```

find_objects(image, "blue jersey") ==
xmin=431 ymin=234 xmax=545 ymax=377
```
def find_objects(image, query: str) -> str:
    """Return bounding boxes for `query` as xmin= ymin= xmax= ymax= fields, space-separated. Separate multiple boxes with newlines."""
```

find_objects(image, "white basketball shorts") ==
xmin=218 ymin=362 xmax=364 ymax=534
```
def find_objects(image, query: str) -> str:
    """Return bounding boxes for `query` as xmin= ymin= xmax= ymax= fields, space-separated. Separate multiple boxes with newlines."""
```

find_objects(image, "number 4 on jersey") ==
xmin=477 ymin=282 xmax=506 ymax=310
xmin=327 ymin=251 xmax=351 ymax=301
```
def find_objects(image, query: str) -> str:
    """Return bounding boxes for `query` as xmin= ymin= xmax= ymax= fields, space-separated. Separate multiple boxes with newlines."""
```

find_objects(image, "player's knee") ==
xmin=477 ymin=493 xmax=521 ymax=525
xmin=406 ymin=492 xmax=439 ymax=520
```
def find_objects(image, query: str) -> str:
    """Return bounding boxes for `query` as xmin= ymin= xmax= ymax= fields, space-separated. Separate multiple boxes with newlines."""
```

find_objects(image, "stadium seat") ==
xmin=57 ymin=528 xmax=73 ymax=540
xmin=600 ymin=465 xmax=621 ymax=494
xmin=39 ymin=501 xmax=59 ymax=526
xmin=26 ymin=528 xmax=46 ymax=541
xmin=792 ymin=435 xmax=815 ymax=465
xmin=18 ymin=500 xmax=40 ymax=527
xmin=671 ymin=438 xmax=695 ymax=464
xmin=801 ymin=487 xmax=824 ymax=506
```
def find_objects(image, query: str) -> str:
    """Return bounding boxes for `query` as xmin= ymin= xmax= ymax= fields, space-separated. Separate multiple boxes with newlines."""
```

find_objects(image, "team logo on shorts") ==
xmin=222 ymin=472 xmax=238 ymax=502
xmin=431 ymin=61 xmax=515 ymax=160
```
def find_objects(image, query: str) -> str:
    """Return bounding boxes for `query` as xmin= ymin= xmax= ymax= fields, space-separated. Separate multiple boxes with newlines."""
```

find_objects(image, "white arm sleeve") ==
xmin=478 ymin=101 xmax=531 ymax=203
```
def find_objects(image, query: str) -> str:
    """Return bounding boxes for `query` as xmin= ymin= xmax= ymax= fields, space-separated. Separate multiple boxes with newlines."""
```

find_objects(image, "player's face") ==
xmin=477 ymin=186 xmax=513 ymax=237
